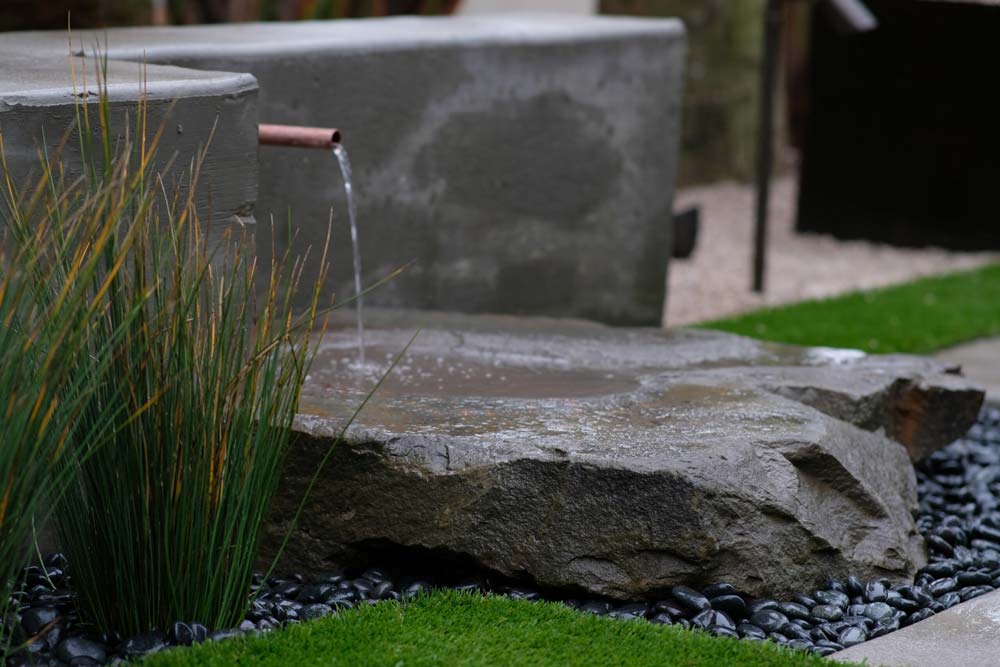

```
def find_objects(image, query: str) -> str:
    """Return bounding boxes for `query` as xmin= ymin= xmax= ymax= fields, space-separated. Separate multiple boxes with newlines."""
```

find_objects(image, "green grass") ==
xmin=703 ymin=263 xmax=1000 ymax=354
xmin=144 ymin=591 xmax=858 ymax=667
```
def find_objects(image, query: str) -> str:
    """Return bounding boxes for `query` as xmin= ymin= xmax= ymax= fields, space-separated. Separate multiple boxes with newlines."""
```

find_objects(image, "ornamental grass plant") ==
xmin=7 ymin=56 xmax=329 ymax=636
xmin=0 ymin=178 xmax=142 ymax=657
xmin=0 ymin=85 xmax=154 ymax=658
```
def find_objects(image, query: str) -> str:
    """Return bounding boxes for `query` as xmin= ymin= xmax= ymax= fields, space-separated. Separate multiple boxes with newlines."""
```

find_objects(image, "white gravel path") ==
xmin=665 ymin=177 xmax=1000 ymax=326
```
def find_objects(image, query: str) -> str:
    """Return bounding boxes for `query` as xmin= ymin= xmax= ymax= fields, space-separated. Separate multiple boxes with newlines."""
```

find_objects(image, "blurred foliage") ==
xmin=0 ymin=0 xmax=457 ymax=30
xmin=0 ymin=0 xmax=151 ymax=30
xmin=178 ymin=0 xmax=459 ymax=23
xmin=601 ymin=0 xmax=766 ymax=185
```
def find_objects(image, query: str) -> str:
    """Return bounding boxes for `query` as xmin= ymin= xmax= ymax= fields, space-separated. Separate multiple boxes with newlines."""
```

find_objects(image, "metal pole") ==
xmin=752 ymin=0 xmax=783 ymax=293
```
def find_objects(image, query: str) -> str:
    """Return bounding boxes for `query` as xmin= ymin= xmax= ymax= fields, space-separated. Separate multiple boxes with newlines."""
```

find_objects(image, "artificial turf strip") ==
xmin=143 ymin=591 xmax=859 ymax=667
xmin=701 ymin=262 xmax=1000 ymax=354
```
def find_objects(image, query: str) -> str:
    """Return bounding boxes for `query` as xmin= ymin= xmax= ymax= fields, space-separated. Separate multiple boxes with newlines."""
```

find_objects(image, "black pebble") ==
xmin=736 ymin=622 xmax=766 ymax=639
xmin=702 ymin=583 xmax=737 ymax=598
xmin=792 ymin=593 xmax=817 ymax=608
xmin=746 ymin=599 xmax=779 ymax=616
xmin=710 ymin=625 xmax=738 ymax=638
xmin=778 ymin=602 xmax=811 ymax=621
xmin=837 ymin=626 xmax=867 ymax=647
xmin=300 ymin=604 xmax=334 ymax=621
xmin=20 ymin=607 xmax=59 ymax=637
xmin=169 ymin=621 xmax=195 ymax=646
xmin=671 ymin=586 xmax=711 ymax=613
xmin=749 ymin=609 xmax=788 ymax=633
xmin=929 ymin=578 xmax=958 ymax=596
xmin=121 ymin=632 xmax=166 ymax=658
xmin=814 ymin=590 xmax=850 ymax=609
xmin=578 ymin=600 xmax=611 ymax=616
xmin=652 ymin=600 xmax=688 ymax=619
xmin=957 ymin=570 xmax=992 ymax=586
xmin=53 ymin=637 xmax=106 ymax=664
xmin=209 ymin=629 xmax=242 ymax=642
xmin=709 ymin=595 xmax=746 ymax=620
xmin=863 ymin=603 xmax=894 ymax=621
xmin=863 ymin=581 xmax=888 ymax=603
xmin=811 ymin=605 xmax=843 ymax=622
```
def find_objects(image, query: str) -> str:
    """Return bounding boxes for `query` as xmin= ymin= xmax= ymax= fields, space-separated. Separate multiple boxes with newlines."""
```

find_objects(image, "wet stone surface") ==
xmin=270 ymin=311 xmax=984 ymax=601
xmin=2 ymin=405 xmax=998 ymax=664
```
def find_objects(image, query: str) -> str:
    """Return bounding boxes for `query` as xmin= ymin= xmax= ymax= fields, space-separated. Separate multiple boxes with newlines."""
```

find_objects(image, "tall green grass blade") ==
xmin=45 ymin=55 xmax=330 ymax=636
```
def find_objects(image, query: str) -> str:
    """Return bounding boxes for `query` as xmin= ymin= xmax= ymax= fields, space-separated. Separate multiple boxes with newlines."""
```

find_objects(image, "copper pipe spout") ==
xmin=258 ymin=124 xmax=341 ymax=149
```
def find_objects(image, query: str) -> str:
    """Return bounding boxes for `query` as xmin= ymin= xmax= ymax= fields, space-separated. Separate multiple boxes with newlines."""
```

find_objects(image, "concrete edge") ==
xmin=18 ymin=16 xmax=688 ymax=63
xmin=831 ymin=588 xmax=1000 ymax=667
xmin=0 ymin=69 xmax=258 ymax=109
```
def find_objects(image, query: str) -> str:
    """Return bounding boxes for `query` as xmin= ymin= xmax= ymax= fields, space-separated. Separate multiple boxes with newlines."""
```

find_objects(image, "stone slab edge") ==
xmin=832 ymin=588 xmax=1000 ymax=667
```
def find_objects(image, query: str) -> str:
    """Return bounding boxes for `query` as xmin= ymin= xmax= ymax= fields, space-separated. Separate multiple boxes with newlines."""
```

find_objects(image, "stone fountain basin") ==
xmin=262 ymin=309 xmax=984 ymax=600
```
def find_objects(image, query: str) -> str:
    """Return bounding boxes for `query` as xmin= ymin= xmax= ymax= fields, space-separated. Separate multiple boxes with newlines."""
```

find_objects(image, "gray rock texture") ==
xmin=0 ymin=51 xmax=259 ymax=244
xmin=1 ymin=15 xmax=685 ymax=323
xmin=261 ymin=309 xmax=985 ymax=600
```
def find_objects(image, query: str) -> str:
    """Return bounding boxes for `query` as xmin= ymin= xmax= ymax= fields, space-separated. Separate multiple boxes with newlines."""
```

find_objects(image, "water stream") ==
xmin=333 ymin=143 xmax=365 ymax=366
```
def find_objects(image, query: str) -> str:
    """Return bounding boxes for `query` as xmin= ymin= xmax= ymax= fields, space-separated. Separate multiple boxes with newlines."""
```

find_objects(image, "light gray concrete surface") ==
xmin=0 ymin=51 xmax=259 ymax=242
xmin=2 ymin=15 xmax=686 ymax=323
xmin=832 ymin=588 xmax=1000 ymax=667
xmin=936 ymin=337 xmax=1000 ymax=404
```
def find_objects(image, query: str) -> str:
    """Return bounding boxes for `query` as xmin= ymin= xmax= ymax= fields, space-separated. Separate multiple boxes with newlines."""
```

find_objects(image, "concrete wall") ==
xmin=0 ymin=51 xmax=259 ymax=244
xmin=2 ymin=15 xmax=685 ymax=325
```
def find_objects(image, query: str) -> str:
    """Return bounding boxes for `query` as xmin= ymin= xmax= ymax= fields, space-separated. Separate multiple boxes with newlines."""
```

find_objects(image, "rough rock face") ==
xmin=261 ymin=309 xmax=984 ymax=600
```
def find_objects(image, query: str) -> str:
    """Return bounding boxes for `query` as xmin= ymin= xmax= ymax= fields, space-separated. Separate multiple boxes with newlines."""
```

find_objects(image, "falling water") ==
xmin=333 ymin=143 xmax=365 ymax=366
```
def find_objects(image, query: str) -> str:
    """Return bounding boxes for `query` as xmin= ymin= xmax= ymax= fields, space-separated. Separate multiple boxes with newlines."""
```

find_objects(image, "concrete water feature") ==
xmin=2 ymin=13 xmax=990 ymax=655
xmin=0 ymin=14 xmax=685 ymax=324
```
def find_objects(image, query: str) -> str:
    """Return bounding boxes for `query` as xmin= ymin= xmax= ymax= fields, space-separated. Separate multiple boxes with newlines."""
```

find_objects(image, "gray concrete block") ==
xmin=5 ymin=15 xmax=685 ymax=323
xmin=0 ymin=50 xmax=259 ymax=244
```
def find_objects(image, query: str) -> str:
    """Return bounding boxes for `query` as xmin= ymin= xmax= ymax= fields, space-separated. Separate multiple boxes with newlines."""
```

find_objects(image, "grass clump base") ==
xmin=703 ymin=263 xmax=1000 ymax=354
xmin=0 ymin=116 xmax=150 ymax=658
xmin=144 ymin=590 xmax=859 ymax=667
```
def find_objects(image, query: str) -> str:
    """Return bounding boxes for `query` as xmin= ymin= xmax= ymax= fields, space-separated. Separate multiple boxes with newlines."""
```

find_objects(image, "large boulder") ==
xmin=262 ymin=309 xmax=984 ymax=599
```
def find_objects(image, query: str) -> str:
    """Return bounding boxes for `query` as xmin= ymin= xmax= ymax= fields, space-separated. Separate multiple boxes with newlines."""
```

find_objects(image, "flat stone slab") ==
xmin=260 ymin=309 xmax=983 ymax=600
xmin=832 ymin=589 xmax=1000 ymax=666
xmin=936 ymin=337 xmax=1000 ymax=404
